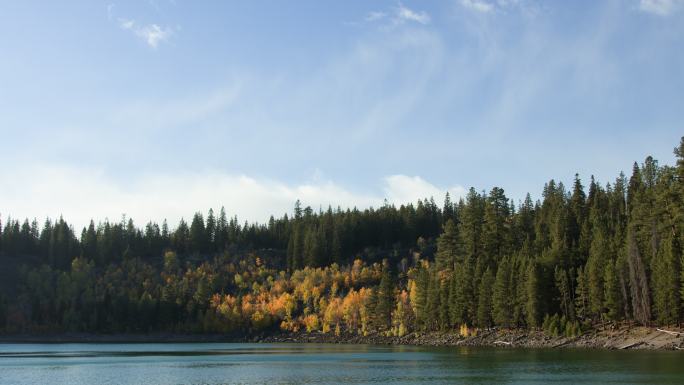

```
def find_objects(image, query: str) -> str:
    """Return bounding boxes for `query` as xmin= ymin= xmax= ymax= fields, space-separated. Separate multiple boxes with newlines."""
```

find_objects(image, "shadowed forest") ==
xmin=0 ymin=138 xmax=682 ymax=338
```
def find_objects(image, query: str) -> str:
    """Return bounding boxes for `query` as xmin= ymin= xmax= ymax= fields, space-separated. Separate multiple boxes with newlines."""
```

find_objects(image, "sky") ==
xmin=1 ymin=0 xmax=683 ymax=230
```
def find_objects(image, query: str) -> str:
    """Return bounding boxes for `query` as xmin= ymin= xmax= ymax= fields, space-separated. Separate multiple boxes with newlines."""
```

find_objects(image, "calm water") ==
xmin=0 ymin=343 xmax=682 ymax=385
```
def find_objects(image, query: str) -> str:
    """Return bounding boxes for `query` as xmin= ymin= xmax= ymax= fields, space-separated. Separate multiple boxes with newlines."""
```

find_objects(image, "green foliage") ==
xmin=543 ymin=313 xmax=582 ymax=338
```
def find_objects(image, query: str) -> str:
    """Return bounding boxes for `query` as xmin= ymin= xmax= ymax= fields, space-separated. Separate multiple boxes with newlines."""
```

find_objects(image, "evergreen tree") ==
xmin=651 ymin=234 xmax=680 ymax=325
xmin=449 ymin=258 xmax=474 ymax=326
xmin=375 ymin=260 xmax=395 ymax=330
xmin=603 ymin=259 xmax=622 ymax=321
xmin=206 ymin=208 xmax=216 ymax=253
xmin=526 ymin=262 xmax=541 ymax=328
xmin=476 ymin=268 xmax=494 ymax=328
xmin=435 ymin=219 xmax=461 ymax=269
xmin=554 ymin=266 xmax=575 ymax=321
xmin=424 ymin=269 xmax=441 ymax=330
xmin=412 ymin=265 xmax=430 ymax=329
xmin=586 ymin=224 xmax=609 ymax=320
xmin=443 ymin=192 xmax=456 ymax=223
xmin=493 ymin=256 xmax=513 ymax=327
xmin=481 ymin=187 xmax=510 ymax=270
xmin=627 ymin=230 xmax=651 ymax=325
xmin=189 ymin=212 xmax=207 ymax=255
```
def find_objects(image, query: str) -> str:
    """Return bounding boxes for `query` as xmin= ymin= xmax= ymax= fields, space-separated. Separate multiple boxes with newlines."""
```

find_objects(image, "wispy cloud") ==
xmin=119 ymin=18 xmax=174 ymax=48
xmin=458 ymin=0 xmax=539 ymax=16
xmin=364 ymin=3 xmax=431 ymax=26
xmin=460 ymin=0 xmax=495 ymax=13
xmin=395 ymin=3 xmax=431 ymax=24
xmin=638 ymin=0 xmax=683 ymax=16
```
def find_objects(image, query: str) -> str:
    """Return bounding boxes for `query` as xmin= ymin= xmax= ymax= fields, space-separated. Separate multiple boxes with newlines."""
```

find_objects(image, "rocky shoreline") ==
xmin=260 ymin=325 xmax=684 ymax=350
xmin=1 ymin=325 xmax=682 ymax=350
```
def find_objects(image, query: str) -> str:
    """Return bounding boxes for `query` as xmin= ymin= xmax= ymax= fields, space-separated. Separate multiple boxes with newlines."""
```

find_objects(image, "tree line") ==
xmin=0 ymin=137 xmax=682 ymax=335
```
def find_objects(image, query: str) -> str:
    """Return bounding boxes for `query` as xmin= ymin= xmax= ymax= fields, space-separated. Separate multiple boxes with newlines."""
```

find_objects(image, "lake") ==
xmin=0 ymin=343 xmax=682 ymax=384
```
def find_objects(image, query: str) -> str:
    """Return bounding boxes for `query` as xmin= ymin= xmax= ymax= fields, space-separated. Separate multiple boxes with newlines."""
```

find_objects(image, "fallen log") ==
xmin=493 ymin=340 xmax=512 ymax=346
xmin=656 ymin=328 xmax=681 ymax=337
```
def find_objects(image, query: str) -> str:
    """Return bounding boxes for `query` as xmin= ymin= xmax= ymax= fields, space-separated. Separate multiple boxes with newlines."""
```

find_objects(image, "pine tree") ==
xmin=449 ymin=258 xmax=474 ymax=326
xmin=435 ymin=219 xmax=461 ymax=269
xmin=627 ymin=229 xmax=651 ymax=325
xmin=81 ymin=220 xmax=97 ymax=261
xmin=603 ymin=259 xmax=622 ymax=321
xmin=374 ymin=260 xmax=395 ymax=330
xmin=289 ymin=223 xmax=304 ymax=270
xmin=651 ymin=234 xmax=680 ymax=325
xmin=189 ymin=212 xmax=206 ymax=255
xmin=476 ymin=268 xmax=494 ymax=328
xmin=438 ymin=272 xmax=450 ymax=329
xmin=574 ymin=265 xmax=589 ymax=322
xmin=459 ymin=188 xmax=484 ymax=263
xmin=206 ymin=208 xmax=216 ymax=253
xmin=443 ymin=192 xmax=455 ymax=223
xmin=424 ymin=269 xmax=441 ymax=331
xmin=215 ymin=207 xmax=228 ymax=252
xmin=586 ymin=225 xmax=609 ymax=320
xmin=481 ymin=187 xmax=510 ymax=270
xmin=526 ymin=262 xmax=541 ymax=328
xmin=412 ymin=266 xmax=430 ymax=330
xmin=554 ymin=266 xmax=575 ymax=321
xmin=493 ymin=257 xmax=512 ymax=327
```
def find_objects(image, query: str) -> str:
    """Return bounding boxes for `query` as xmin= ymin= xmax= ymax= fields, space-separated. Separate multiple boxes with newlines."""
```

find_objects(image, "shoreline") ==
xmin=1 ymin=325 xmax=681 ymax=350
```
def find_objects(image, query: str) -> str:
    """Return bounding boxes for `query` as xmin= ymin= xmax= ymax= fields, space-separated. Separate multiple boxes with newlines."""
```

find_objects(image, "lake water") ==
xmin=0 ymin=343 xmax=682 ymax=384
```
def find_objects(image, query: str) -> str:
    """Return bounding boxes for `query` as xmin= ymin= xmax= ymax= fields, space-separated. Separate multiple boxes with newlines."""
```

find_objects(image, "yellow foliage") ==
xmin=303 ymin=314 xmax=320 ymax=332
xmin=459 ymin=324 xmax=478 ymax=337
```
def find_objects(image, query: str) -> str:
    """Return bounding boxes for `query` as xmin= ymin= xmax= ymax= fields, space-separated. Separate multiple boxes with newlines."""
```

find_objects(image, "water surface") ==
xmin=0 ymin=342 xmax=682 ymax=384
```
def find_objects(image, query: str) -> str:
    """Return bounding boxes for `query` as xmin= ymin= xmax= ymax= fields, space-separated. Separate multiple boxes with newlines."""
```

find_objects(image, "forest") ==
xmin=0 ymin=137 xmax=682 ymax=338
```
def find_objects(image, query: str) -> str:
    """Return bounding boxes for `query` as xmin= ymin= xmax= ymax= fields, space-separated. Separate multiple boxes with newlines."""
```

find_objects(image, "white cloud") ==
xmin=0 ymin=166 xmax=465 ymax=230
xmin=395 ymin=4 xmax=431 ymax=24
xmin=459 ymin=0 xmax=539 ymax=16
xmin=384 ymin=175 xmax=466 ymax=204
xmin=638 ymin=0 xmax=683 ymax=16
xmin=364 ymin=4 xmax=430 ymax=26
xmin=119 ymin=18 xmax=134 ymax=30
xmin=460 ymin=0 xmax=495 ymax=13
xmin=118 ymin=18 xmax=174 ymax=48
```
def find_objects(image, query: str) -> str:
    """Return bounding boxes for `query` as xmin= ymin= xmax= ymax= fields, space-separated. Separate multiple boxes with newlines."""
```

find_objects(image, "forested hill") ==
xmin=0 ymin=138 xmax=682 ymax=337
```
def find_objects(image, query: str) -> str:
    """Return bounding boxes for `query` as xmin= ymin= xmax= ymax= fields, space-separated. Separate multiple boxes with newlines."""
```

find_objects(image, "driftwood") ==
xmin=619 ymin=341 xmax=643 ymax=350
xmin=493 ymin=340 xmax=512 ymax=346
xmin=656 ymin=328 xmax=681 ymax=337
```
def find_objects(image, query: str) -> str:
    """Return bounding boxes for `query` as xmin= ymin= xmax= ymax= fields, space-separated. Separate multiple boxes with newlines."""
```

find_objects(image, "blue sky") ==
xmin=1 ymin=0 xmax=683 ymax=229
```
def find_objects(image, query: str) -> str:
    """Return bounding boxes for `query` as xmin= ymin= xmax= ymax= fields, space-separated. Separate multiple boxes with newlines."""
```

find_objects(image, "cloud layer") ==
xmin=0 ymin=166 xmax=464 ymax=230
